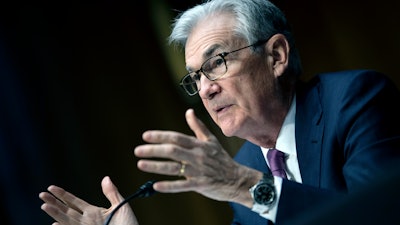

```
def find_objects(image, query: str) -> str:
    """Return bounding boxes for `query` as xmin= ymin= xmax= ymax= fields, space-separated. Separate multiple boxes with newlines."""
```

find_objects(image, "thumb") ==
xmin=185 ymin=108 xmax=214 ymax=141
xmin=101 ymin=176 xmax=124 ymax=206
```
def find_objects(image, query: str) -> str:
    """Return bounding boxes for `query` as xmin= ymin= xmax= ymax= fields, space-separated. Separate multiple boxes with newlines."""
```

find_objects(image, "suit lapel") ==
xmin=295 ymin=80 xmax=324 ymax=186
xmin=234 ymin=141 xmax=270 ymax=173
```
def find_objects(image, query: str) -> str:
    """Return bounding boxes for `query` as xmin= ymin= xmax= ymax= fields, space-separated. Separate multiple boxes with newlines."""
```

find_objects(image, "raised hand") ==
xmin=39 ymin=176 xmax=139 ymax=225
xmin=134 ymin=108 xmax=261 ymax=207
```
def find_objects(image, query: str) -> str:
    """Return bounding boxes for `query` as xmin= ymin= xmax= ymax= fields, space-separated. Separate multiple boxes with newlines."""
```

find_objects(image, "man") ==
xmin=39 ymin=0 xmax=400 ymax=224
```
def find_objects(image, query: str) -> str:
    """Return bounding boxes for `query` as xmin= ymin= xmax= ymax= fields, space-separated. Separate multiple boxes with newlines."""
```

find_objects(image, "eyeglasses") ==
xmin=179 ymin=39 xmax=269 ymax=96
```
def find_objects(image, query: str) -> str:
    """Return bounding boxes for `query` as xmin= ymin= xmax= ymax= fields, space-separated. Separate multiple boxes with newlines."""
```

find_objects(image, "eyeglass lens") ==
xmin=181 ymin=54 xmax=227 ymax=95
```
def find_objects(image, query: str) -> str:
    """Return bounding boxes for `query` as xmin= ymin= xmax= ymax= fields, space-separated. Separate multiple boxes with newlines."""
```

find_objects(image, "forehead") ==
xmin=184 ymin=13 xmax=239 ymax=70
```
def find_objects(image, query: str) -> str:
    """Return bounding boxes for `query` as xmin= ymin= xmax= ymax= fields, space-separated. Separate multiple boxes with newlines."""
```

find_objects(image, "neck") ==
xmin=247 ymin=92 xmax=294 ymax=148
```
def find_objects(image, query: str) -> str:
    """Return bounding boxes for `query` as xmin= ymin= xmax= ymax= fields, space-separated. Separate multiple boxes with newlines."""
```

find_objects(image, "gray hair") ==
xmin=168 ymin=0 xmax=302 ymax=77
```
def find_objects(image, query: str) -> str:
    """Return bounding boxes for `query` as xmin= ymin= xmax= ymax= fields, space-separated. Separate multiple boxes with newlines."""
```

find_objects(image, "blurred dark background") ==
xmin=0 ymin=1 xmax=399 ymax=225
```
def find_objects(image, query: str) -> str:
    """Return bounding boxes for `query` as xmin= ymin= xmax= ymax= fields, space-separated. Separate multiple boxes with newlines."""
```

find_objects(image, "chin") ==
xmin=219 ymin=125 xmax=238 ymax=137
xmin=217 ymin=115 xmax=243 ymax=138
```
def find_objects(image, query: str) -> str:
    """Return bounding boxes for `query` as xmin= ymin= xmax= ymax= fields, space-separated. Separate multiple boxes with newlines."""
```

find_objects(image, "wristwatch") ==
xmin=249 ymin=172 xmax=276 ymax=214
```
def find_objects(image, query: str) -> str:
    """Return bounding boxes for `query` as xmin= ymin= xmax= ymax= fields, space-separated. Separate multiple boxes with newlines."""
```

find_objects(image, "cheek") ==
xmin=238 ymin=71 xmax=270 ymax=96
xmin=202 ymin=99 xmax=217 ymax=120
xmin=250 ymin=66 xmax=274 ymax=96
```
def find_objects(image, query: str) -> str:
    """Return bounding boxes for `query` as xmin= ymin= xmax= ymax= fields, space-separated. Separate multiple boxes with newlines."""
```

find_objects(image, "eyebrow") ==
xmin=186 ymin=43 xmax=223 ymax=72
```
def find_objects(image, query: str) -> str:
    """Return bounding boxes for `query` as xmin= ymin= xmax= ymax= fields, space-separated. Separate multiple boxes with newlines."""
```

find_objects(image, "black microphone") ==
xmin=104 ymin=180 xmax=157 ymax=225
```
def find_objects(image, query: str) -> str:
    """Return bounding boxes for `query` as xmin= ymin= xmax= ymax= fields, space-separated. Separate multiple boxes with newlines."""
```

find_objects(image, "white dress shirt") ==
xmin=254 ymin=95 xmax=303 ymax=223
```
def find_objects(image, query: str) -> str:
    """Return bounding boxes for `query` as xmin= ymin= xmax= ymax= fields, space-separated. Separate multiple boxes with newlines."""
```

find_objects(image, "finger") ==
xmin=101 ymin=176 xmax=124 ymax=207
xmin=102 ymin=176 xmax=140 ymax=225
xmin=140 ymin=130 xmax=197 ymax=148
xmin=185 ymin=108 xmax=214 ymax=141
xmin=40 ymin=202 xmax=80 ymax=225
xmin=137 ymin=160 xmax=186 ymax=177
xmin=47 ymin=185 xmax=91 ymax=214
xmin=39 ymin=192 xmax=81 ymax=224
xmin=153 ymin=179 xmax=193 ymax=193
xmin=134 ymin=143 xmax=193 ymax=163
xmin=39 ymin=191 xmax=82 ymax=217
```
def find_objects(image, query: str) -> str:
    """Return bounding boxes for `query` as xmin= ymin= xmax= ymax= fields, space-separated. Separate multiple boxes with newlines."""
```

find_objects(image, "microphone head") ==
xmin=138 ymin=180 xmax=157 ymax=198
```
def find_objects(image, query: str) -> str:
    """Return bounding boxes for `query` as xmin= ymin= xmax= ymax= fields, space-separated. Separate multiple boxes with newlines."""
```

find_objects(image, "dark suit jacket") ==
xmin=229 ymin=70 xmax=400 ymax=225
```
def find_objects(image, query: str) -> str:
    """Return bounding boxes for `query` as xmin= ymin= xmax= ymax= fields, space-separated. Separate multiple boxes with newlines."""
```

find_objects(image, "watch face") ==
xmin=254 ymin=183 xmax=275 ymax=205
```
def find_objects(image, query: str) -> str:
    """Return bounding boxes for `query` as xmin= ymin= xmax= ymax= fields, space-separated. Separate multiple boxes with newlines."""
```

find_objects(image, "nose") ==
xmin=198 ymin=74 xmax=220 ymax=99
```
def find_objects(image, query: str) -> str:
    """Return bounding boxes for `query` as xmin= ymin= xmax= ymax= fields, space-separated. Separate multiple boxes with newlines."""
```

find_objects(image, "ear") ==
xmin=265 ymin=34 xmax=289 ymax=77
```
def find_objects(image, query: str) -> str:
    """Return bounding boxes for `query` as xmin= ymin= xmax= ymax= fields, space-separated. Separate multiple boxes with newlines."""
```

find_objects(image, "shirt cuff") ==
xmin=252 ymin=176 xmax=283 ymax=223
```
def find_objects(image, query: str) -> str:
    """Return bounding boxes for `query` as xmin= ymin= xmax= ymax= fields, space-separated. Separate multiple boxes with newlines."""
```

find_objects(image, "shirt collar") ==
xmin=261 ymin=95 xmax=296 ymax=156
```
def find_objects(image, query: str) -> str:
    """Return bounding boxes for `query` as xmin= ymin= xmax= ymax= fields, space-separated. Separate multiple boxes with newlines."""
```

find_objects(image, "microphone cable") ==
xmin=104 ymin=180 xmax=157 ymax=225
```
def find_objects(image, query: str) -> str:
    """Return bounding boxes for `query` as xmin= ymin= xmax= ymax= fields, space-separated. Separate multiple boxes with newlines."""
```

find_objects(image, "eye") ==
xmin=203 ymin=55 xmax=225 ymax=73
xmin=212 ymin=56 xmax=225 ymax=68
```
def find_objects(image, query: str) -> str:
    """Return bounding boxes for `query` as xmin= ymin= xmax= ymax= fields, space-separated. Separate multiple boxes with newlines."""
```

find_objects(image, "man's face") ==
xmin=184 ymin=13 xmax=280 ymax=140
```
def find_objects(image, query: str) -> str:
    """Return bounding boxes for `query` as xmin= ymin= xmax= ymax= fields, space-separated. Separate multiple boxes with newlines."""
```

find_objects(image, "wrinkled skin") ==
xmin=134 ymin=109 xmax=261 ymax=206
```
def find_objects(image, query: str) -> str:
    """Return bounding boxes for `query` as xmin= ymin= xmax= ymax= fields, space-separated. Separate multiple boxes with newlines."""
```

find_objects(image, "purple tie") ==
xmin=267 ymin=149 xmax=287 ymax=179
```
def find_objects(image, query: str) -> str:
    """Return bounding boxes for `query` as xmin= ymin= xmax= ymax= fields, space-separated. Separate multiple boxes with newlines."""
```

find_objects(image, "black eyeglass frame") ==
xmin=179 ymin=38 xmax=270 ymax=96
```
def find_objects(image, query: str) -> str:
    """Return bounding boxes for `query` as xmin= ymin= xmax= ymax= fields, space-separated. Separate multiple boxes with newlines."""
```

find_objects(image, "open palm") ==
xmin=39 ymin=176 xmax=138 ymax=225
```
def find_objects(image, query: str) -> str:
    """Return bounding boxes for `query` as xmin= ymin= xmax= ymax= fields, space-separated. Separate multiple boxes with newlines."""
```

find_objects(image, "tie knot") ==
xmin=267 ymin=148 xmax=285 ymax=160
xmin=267 ymin=148 xmax=287 ymax=179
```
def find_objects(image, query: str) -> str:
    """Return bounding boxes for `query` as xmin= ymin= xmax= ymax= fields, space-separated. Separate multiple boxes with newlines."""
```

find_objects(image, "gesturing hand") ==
xmin=134 ymin=108 xmax=260 ymax=206
xmin=39 ymin=176 xmax=139 ymax=225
